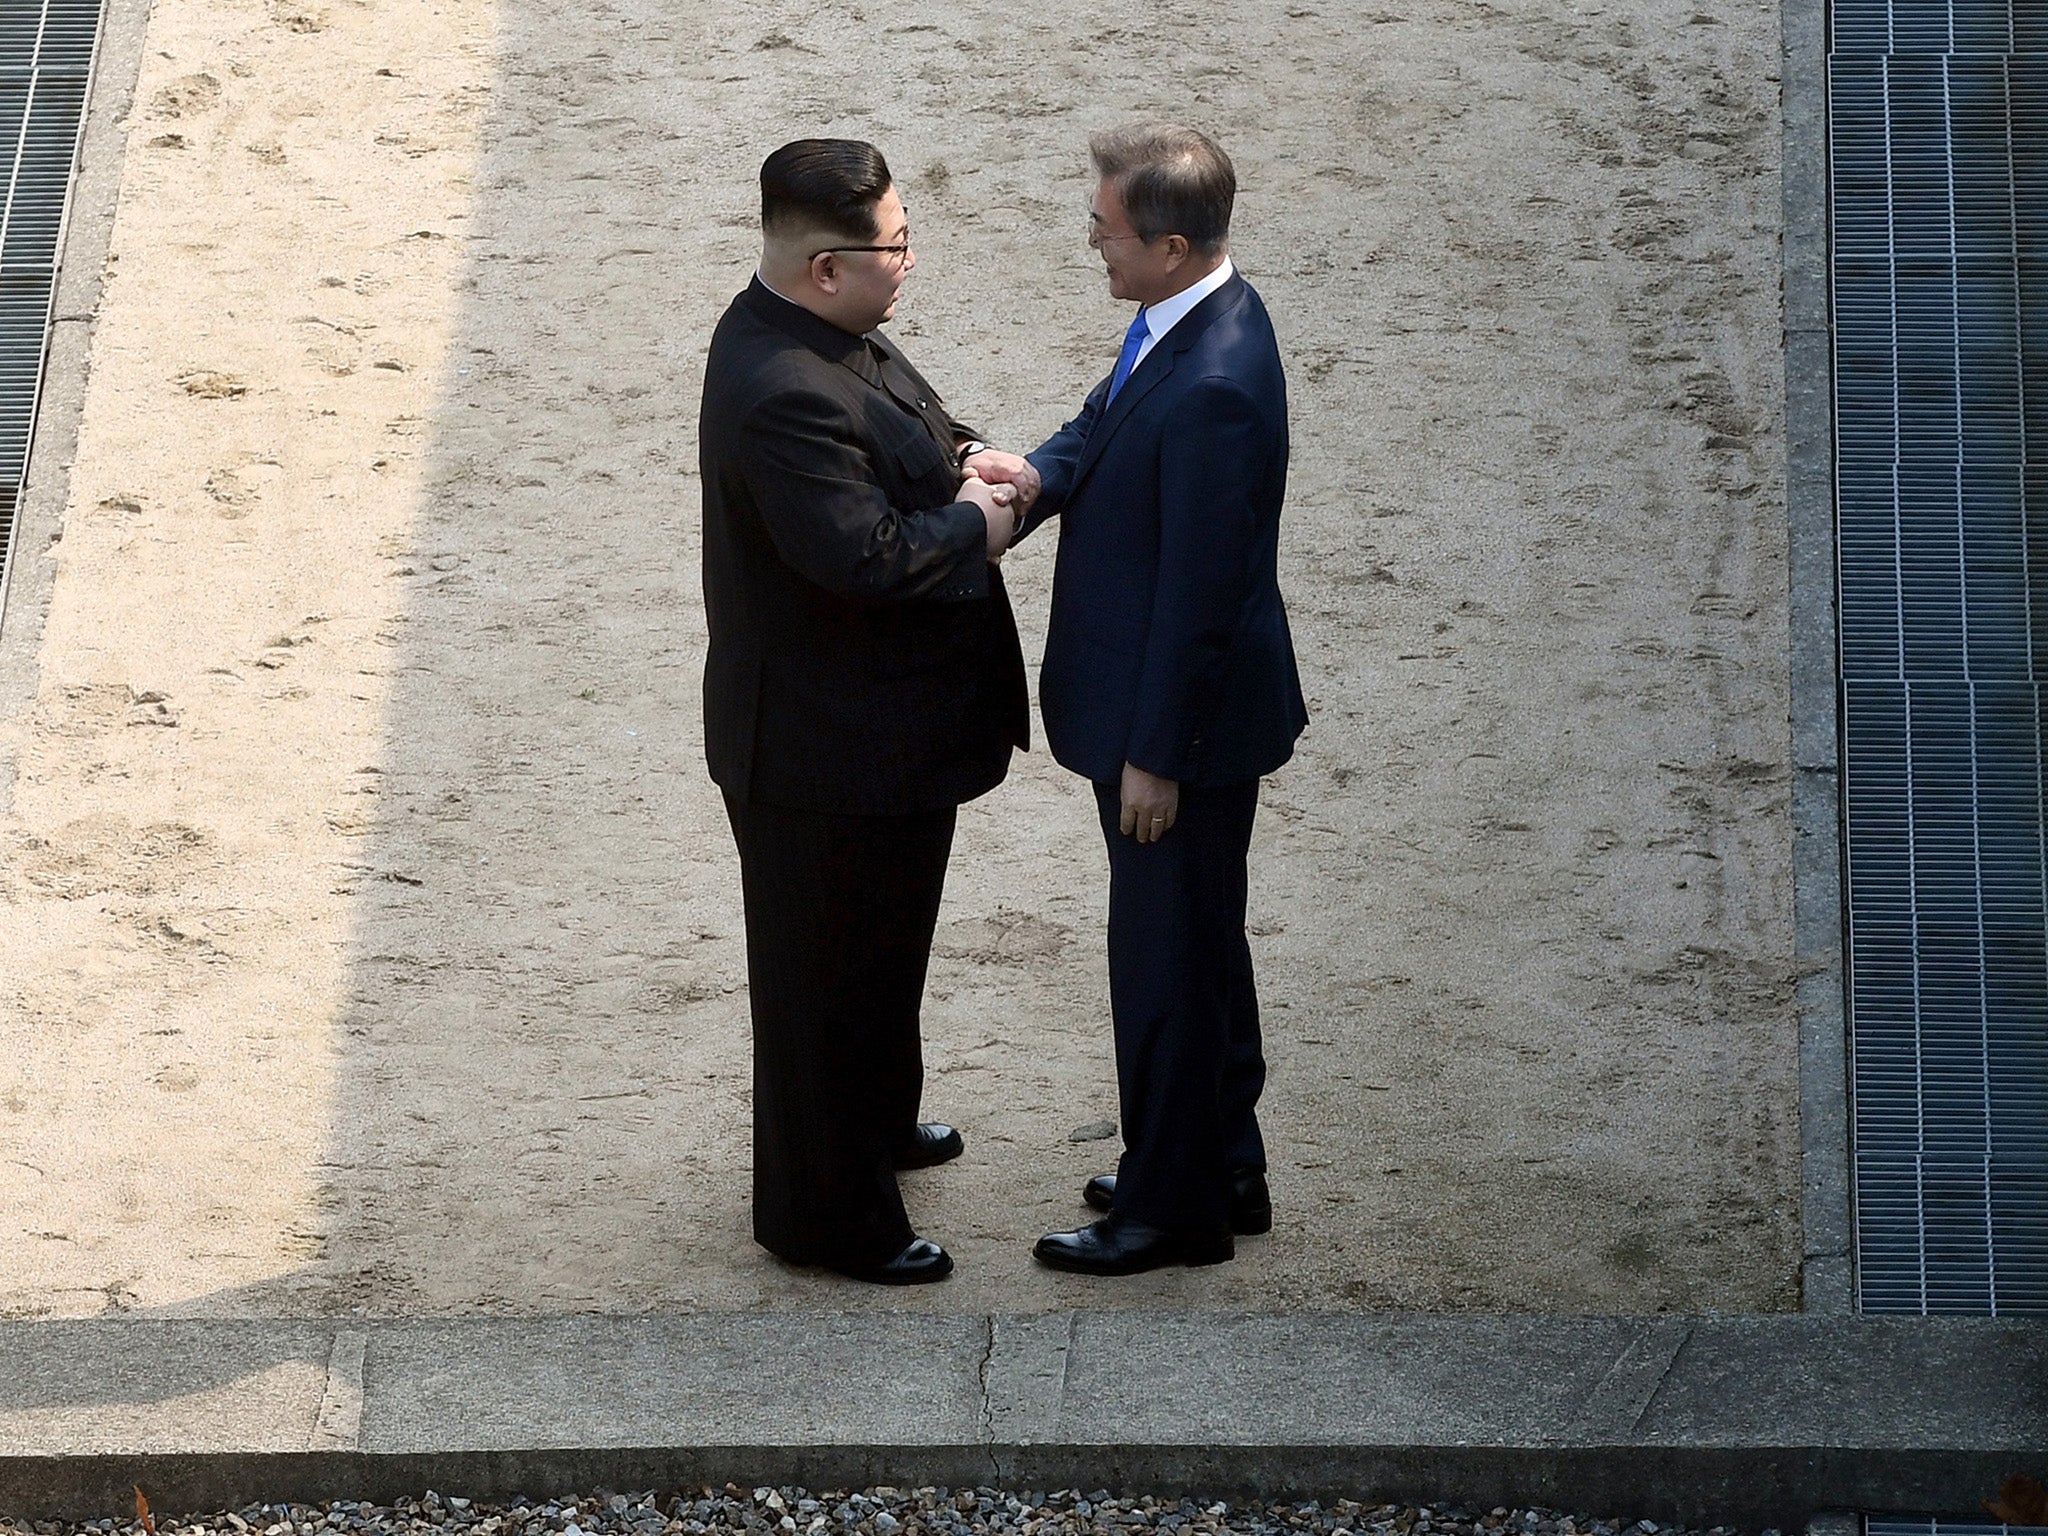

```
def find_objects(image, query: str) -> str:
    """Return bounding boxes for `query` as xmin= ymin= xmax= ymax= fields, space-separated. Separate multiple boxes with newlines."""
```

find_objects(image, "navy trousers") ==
xmin=723 ymin=792 xmax=955 ymax=1268
xmin=1092 ymin=777 xmax=1269 ymax=1232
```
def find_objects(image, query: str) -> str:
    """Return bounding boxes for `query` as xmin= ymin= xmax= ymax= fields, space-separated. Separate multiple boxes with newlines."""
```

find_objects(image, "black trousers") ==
xmin=723 ymin=792 xmax=957 ymax=1268
xmin=1093 ymin=777 xmax=1268 ymax=1233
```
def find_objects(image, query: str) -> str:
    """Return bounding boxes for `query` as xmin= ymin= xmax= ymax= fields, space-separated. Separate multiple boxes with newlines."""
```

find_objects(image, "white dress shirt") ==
xmin=1125 ymin=255 xmax=1235 ymax=378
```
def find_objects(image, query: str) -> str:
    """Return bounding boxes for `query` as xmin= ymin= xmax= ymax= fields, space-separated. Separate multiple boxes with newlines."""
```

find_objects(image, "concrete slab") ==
xmin=1779 ymin=0 xmax=1832 ymax=339
xmin=368 ymin=1316 xmax=995 ymax=1451
xmin=0 ymin=1320 xmax=335 ymax=1452
xmin=1778 ymin=0 xmax=1852 ymax=1322
xmin=0 ymin=1315 xmax=2040 ymax=1527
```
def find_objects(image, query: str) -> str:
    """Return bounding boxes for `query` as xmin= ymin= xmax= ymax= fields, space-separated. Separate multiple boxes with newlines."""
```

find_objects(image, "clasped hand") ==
xmin=957 ymin=450 xmax=1043 ymax=563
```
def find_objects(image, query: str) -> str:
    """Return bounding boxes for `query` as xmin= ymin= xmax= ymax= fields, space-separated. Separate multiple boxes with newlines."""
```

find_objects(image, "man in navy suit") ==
xmin=979 ymin=124 xmax=1308 ymax=1274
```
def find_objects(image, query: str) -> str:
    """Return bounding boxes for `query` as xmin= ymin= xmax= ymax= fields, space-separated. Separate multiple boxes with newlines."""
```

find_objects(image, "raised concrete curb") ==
xmin=1779 ymin=0 xmax=1854 ymax=1319
xmin=1 ymin=1314 xmax=2040 ymax=1526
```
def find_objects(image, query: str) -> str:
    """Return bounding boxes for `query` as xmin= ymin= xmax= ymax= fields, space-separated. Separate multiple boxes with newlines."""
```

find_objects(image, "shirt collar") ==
xmin=1139 ymin=255 xmax=1235 ymax=344
xmin=755 ymin=268 xmax=804 ymax=308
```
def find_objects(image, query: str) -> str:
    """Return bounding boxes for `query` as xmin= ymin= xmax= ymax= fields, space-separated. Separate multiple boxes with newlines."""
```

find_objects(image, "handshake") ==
xmin=957 ymin=449 xmax=1042 ymax=562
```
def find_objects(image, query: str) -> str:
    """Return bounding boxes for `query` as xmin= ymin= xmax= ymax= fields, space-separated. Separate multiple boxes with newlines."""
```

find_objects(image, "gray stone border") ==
xmin=1780 ymin=0 xmax=1854 ymax=1315
xmin=1 ymin=1314 xmax=2041 ymax=1526
xmin=0 ymin=0 xmax=151 ymax=810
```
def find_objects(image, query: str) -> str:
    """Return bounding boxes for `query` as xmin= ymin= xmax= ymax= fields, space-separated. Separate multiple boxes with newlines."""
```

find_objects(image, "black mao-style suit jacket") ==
xmin=698 ymin=279 xmax=1029 ymax=815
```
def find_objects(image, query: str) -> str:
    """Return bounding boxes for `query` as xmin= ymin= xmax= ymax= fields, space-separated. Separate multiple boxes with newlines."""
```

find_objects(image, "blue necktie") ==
xmin=1106 ymin=308 xmax=1149 ymax=402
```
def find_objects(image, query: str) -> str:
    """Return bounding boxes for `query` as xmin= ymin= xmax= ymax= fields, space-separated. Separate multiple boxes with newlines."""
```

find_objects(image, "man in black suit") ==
xmin=981 ymin=124 xmax=1308 ymax=1275
xmin=697 ymin=139 xmax=1032 ymax=1284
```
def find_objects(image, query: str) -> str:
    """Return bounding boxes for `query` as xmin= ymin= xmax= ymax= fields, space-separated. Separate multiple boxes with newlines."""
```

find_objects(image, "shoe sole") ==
xmin=828 ymin=1254 xmax=955 ymax=1284
xmin=894 ymin=1136 xmax=966 ymax=1171
xmin=1031 ymin=1239 xmax=1234 ymax=1275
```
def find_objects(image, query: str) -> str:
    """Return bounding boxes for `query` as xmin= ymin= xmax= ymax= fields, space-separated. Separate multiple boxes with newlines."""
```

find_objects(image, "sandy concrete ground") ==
xmin=0 ymin=0 xmax=1798 ymax=1318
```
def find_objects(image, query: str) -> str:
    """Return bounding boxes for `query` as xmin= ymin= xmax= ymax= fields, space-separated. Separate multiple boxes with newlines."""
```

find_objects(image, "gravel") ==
xmin=0 ymin=1486 xmax=1774 ymax=1536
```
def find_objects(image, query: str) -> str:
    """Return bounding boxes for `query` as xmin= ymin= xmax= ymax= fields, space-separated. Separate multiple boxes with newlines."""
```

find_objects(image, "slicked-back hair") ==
xmin=1089 ymin=122 xmax=1235 ymax=254
xmin=760 ymin=138 xmax=893 ymax=244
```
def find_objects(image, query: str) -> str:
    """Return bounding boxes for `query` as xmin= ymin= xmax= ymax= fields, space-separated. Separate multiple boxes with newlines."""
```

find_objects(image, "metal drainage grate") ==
xmin=1867 ymin=1522 xmax=2046 ymax=1536
xmin=0 ymin=0 xmax=104 ymax=615
xmin=1830 ymin=0 xmax=2048 ymax=1316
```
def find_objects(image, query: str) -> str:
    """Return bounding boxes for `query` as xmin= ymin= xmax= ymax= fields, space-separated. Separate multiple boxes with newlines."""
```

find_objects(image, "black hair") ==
xmin=760 ymin=138 xmax=893 ymax=243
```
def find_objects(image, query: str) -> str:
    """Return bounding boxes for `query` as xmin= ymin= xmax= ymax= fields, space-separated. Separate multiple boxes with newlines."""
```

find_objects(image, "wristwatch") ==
xmin=957 ymin=439 xmax=990 ymax=462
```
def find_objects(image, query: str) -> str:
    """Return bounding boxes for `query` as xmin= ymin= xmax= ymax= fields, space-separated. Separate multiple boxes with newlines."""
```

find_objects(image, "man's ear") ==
xmin=809 ymin=252 xmax=841 ymax=296
xmin=1162 ymin=234 xmax=1190 ymax=270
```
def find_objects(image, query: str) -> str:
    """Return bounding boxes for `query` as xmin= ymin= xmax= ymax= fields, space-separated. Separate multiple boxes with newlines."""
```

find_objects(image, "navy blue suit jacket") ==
xmin=1021 ymin=271 xmax=1307 ymax=786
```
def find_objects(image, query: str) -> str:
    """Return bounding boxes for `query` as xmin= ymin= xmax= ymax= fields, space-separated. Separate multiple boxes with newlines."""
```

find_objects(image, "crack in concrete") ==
xmin=1057 ymin=1309 xmax=1078 ymax=1410
xmin=1624 ymin=1320 xmax=1694 ymax=1436
xmin=975 ymin=1313 xmax=1000 ymax=1484
xmin=1565 ymin=1320 xmax=1694 ymax=1441
xmin=310 ymin=1328 xmax=367 ymax=1451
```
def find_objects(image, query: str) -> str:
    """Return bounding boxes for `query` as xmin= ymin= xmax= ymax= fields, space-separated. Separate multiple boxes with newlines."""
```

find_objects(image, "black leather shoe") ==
xmin=1032 ymin=1212 xmax=1233 ymax=1275
xmin=828 ymin=1237 xmax=955 ymax=1285
xmin=1082 ymin=1170 xmax=1273 ymax=1236
xmin=893 ymin=1122 xmax=965 ymax=1169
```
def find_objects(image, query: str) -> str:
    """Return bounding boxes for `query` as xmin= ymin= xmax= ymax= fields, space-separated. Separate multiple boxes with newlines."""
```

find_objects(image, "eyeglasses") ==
xmin=812 ymin=240 xmax=912 ymax=266
xmin=1086 ymin=204 xmax=1155 ymax=248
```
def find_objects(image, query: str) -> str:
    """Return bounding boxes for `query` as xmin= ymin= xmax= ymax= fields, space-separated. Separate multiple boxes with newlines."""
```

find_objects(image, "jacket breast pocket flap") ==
xmin=886 ymin=423 xmax=948 ymax=486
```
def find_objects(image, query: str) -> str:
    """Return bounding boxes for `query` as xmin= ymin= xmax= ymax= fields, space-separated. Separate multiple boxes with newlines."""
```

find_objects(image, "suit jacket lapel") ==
xmin=1074 ymin=345 xmax=1174 ymax=486
xmin=1072 ymin=273 xmax=1246 ymax=492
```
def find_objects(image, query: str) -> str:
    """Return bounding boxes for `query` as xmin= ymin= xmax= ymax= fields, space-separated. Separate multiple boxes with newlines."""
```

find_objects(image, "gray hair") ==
xmin=1089 ymin=122 xmax=1235 ymax=253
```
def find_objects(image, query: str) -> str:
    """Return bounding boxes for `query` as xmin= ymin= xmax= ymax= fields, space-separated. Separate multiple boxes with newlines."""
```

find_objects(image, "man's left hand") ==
xmin=1119 ymin=762 xmax=1179 ymax=843
xmin=962 ymin=449 xmax=1041 ymax=510
xmin=959 ymin=474 xmax=1018 ymax=562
